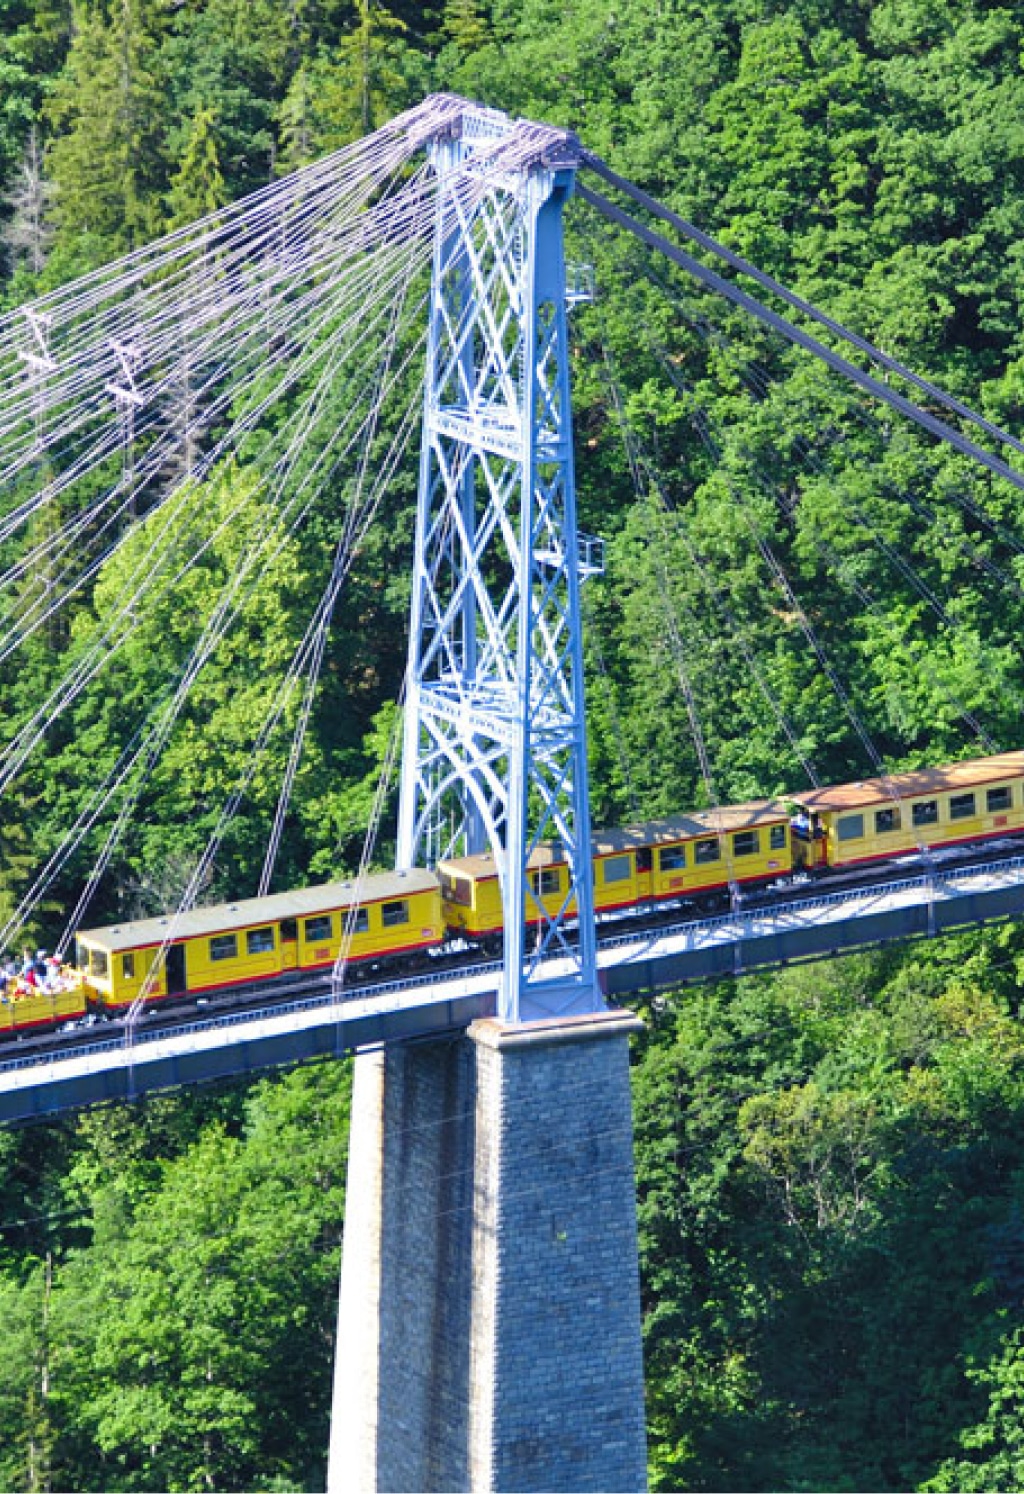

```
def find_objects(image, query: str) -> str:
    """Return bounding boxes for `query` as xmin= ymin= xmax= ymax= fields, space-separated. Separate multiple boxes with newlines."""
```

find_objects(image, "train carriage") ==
xmin=438 ymin=799 xmax=793 ymax=938
xmin=792 ymin=751 xmax=1024 ymax=870
xmin=76 ymin=868 xmax=444 ymax=1009
xmin=16 ymin=746 xmax=1023 ymax=1049
xmin=0 ymin=982 xmax=87 ymax=1033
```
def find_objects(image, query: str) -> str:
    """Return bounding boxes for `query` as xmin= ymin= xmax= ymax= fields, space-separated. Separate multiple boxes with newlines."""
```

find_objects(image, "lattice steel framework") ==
xmin=397 ymin=103 xmax=601 ymax=1024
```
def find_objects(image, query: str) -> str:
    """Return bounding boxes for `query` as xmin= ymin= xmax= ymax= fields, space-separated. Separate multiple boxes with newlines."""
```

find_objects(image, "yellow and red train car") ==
xmin=438 ymin=799 xmax=794 ymax=939
xmin=792 ymin=751 xmax=1024 ymax=871
xmin=7 ymin=748 xmax=1022 ymax=1044
xmin=75 ymin=868 xmax=444 ymax=1010
xmin=0 ymin=981 xmax=87 ymax=1034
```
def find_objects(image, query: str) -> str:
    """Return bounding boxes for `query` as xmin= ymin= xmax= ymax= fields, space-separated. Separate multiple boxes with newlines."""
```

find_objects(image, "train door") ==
xmin=635 ymin=847 xmax=653 ymax=902
xmin=165 ymin=944 xmax=187 ymax=995
xmin=791 ymin=813 xmax=828 ymax=871
xmin=281 ymin=918 xmax=298 ymax=971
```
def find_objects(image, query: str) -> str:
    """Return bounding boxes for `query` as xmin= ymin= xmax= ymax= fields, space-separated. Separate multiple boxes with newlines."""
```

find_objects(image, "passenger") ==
xmin=44 ymin=956 xmax=63 ymax=993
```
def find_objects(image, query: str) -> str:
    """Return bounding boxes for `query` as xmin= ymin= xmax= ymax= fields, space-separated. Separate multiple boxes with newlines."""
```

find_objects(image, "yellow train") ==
xmin=2 ymin=749 xmax=1022 ymax=1034
xmin=74 ymin=868 xmax=443 ymax=1010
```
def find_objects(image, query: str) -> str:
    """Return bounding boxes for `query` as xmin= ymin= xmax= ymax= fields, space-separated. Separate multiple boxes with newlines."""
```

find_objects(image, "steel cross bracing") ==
xmin=397 ymin=103 xmax=600 ymax=1024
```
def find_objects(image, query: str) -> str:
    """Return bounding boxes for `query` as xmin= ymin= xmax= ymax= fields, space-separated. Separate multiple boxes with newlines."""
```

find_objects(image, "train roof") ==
xmin=594 ymin=801 xmax=789 ymax=851
xmin=75 ymin=868 xmax=439 ymax=952
xmin=792 ymin=751 xmax=1024 ymax=814
xmin=440 ymin=800 xmax=787 ymax=879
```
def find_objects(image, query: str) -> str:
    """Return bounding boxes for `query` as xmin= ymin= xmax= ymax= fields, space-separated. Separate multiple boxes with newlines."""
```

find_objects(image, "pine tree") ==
xmin=46 ymin=0 xmax=168 ymax=253
xmin=441 ymin=0 xmax=490 ymax=54
xmin=3 ymin=126 xmax=53 ymax=274
xmin=165 ymin=106 xmax=226 ymax=229
xmin=276 ymin=62 xmax=317 ymax=173
xmin=337 ymin=0 xmax=410 ymax=138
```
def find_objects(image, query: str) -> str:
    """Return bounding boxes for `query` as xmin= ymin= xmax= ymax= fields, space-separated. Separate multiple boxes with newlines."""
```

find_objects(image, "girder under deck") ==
xmin=2 ymin=854 xmax=1023 ymax=1124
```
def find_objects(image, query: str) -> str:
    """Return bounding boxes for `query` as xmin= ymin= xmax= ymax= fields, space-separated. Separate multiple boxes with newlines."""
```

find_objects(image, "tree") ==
xmin=3 ymin=126 xmax=54 ymax=275
xmin=51 ymin=1067 xmax=350 ymax=1492
xmin=924 ymin=1327 xmax=1024 ymax=1492
xmin=440 ymin=0 xmax=491 ymax=55
xmin=165 ymin=107 xmax=227 ymax=230
xmin=336 ymin=0 xmax=412 ymax=138
xmin=46 ymin=0 xmax=169 ymax=254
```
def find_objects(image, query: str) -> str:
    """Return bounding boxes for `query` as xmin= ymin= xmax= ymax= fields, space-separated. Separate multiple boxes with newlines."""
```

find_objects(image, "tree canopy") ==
xmin=3 ymin=0 xmax=1024 ymax=1489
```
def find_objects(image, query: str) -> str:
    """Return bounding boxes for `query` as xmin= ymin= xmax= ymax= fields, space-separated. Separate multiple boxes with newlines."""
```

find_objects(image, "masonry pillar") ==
xmin=327 ymin=1008 xmax=647 ymax=1493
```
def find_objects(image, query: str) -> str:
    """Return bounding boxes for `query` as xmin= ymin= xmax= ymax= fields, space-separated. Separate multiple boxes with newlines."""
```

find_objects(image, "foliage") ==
xmin=3 ymin=0 xmax=1024 ymax=1488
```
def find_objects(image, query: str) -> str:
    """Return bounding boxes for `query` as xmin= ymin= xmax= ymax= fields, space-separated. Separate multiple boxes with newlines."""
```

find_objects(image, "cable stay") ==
xmin=3 ymin=95 xmax=1024 ymax=1032
xmin=576 ymin=177 xmax=1024 ymax=497
xmin=581 ymin=152 xmax=1024 ymax=465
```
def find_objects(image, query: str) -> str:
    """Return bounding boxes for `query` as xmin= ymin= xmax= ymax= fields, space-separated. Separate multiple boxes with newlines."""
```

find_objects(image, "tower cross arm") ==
xmin=405 ymin=93 xmax=583 ymax=173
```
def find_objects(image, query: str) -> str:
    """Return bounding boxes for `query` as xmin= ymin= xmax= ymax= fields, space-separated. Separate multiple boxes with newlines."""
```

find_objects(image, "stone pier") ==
xmin=327 ymin=1008 xmax=647 ymax=1493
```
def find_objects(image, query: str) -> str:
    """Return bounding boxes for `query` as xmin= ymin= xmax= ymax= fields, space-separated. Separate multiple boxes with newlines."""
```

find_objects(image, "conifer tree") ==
xmin=276 ymin=62 xmax=317 ymax=173
xmin=337 ymin=0 xmax=410 ymax=137
xmin=441 ymin=0 xmax=490 ymax=55
xmin=46 ymin=0 xmax=168 ymax=253
xmin=3 ymin=126 xmax=53 ymax=275
xmin=165 ymin=106 xmax=227 ymax=229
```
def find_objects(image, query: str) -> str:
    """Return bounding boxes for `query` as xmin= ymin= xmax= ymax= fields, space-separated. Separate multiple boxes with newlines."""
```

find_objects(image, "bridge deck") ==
xmin=1 ymin=852 xmax=1022 ymax=1124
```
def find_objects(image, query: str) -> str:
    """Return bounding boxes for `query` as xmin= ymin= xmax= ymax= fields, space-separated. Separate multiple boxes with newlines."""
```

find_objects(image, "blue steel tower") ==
xmin=398 ymin=102 xmax=601 ymax=1024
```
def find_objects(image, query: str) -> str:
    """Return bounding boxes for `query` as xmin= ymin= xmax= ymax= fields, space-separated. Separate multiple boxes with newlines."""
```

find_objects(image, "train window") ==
xmin=770 ymin=825 xmax=787 ymax=850
xmin=949 ymin=792 xmax=976 ymax=820
xmin=658 ymin=846 xmax=686 ymax=872
xmin=733 ymin=830 xmax=760 ymax=857
xmin=987 ymin=786 xmax=1013 ymax=812
xmin=603 ymin=855 xmax=632 ymax=883
xmin=305 ymin=915 xmax=333 ymax=943
xmin=530 ymin=869 xmax=561 ymax=898
xmin=837 ymin=815 xmax=864 ymax=841
xmin=912 ymin=800 xmax=938 ymax=826
xmin=281 ymin=918 xmax=297 ymax=942
xmin=210 ymin=934 xmax=238 ymax=961
xmin=694 ymin=838 xmax=720 ymax=865
xmin=442 ymin=873 xmax=472 ymax=907
xmin=349 ymin=908 xmax=370 ymax=934
xmin=121 ymin=953 xmax=135 ymax=981
xmin=636 ymin=848 xmax=653 ymax=873
xmin=381 ymin=899 xmax=409 ymax=927
xmin=875 ymin=808 xmax=901 ymax=833
xmin=247 ymin=927 xmax=275 ymax=955
xmin=89 ymin=948 xmax=109 ymax=979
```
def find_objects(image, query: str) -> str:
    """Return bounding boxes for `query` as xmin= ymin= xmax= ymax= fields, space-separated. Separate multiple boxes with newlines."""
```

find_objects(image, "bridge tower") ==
xmin=397 ymin=101 xmax=600 ymax=1026
xmin=328 ymin=101 xmax=647 ymax=1492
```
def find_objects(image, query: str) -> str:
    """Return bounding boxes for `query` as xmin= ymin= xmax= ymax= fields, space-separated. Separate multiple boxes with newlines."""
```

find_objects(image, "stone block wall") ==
xmin=328 ymin=1009 xmax=647 ymax=1493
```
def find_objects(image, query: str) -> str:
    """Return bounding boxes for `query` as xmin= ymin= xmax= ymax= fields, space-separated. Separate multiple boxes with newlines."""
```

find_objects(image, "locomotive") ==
xmin=5 ymin=749 xmax=1024 ymax=1037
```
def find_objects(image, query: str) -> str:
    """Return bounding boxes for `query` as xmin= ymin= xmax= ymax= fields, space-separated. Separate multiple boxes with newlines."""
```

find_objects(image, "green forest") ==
xmin=4 ymin=0 xmax=1024 ymax=1488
